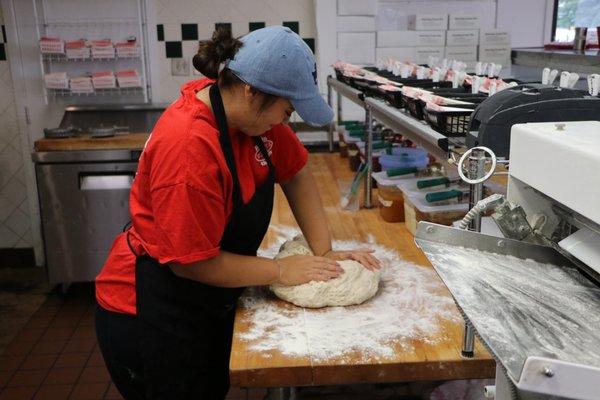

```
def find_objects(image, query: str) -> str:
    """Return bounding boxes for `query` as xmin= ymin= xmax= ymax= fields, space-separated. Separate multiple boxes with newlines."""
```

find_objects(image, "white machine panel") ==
xmin=509 ymin=121 xmax=600 ymax=225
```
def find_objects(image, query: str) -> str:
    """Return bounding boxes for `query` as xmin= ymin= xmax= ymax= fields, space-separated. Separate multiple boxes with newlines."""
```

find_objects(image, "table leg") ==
xmin=266 ymin=387 xmax=297 ymax=400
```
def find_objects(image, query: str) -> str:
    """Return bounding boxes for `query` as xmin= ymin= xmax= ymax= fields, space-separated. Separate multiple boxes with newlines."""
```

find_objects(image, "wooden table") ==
xmin=34 ymin=132 xmax=149 ymax=152
xmin=230 ymin=153 xmax=496 ymax=394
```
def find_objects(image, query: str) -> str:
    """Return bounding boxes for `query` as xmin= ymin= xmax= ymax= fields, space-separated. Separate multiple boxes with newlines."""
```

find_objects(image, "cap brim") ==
xmin=291 ymin=92 xmax=334 ymax=127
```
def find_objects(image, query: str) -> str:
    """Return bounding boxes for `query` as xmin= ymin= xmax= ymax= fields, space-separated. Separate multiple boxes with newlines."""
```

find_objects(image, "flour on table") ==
xmin=271 ymin=235 xmax=381 ymax=308
xmin=238 ymin=225 xmax=460 ymax=362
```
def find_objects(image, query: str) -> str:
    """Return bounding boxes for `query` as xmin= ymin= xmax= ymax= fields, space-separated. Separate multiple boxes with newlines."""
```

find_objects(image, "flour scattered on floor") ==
xmin=239 ymin=225 xmax=460 ymax=362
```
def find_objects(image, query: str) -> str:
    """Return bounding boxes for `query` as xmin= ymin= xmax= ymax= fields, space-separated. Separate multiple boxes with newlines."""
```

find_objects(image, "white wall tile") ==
xmin=5 ymin=208 xmax=29 ymax=237
xmin=0 ymin=225 xmax=19 ymax=248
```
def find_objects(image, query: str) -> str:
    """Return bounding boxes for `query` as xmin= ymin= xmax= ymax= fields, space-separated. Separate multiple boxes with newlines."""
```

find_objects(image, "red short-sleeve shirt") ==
xmin=95 ymin=78 xmax=309 ymax=315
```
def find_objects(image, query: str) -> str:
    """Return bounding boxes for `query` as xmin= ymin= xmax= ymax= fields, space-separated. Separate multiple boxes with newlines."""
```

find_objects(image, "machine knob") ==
xmin=541 ymin=366 xmax=554 ymax=377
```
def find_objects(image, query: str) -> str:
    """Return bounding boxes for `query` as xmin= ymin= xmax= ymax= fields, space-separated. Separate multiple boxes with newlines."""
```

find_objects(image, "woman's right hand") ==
xmin=276 ymin=255 xmax=343 ymax=286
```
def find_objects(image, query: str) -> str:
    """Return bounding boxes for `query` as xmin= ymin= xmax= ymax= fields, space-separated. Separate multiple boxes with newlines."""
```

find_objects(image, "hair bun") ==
xmin=193 ymin=27 xmax=242 ymax=78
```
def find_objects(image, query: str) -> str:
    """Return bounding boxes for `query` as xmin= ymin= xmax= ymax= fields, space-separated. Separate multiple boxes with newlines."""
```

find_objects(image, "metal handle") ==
xmin=426 ymin=189 xmax=463 ymax=203
xmin=79 ymin=174 xmax=133 ymax=190
xmin=386 ymin=167 xmax=418 ymax=177
xmin=457 ymin=146 xmax=497 ymax=184
xmin=417 ymin=177 xmax=449 ymax=189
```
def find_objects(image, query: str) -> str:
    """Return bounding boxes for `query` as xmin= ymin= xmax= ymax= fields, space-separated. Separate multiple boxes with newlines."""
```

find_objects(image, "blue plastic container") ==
xmin=379 ymin=153 xmax=429 ymax=171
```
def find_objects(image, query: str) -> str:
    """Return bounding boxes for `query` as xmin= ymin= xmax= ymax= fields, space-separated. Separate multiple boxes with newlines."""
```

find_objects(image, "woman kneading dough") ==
xmin=94 ymin=26 xmax=380 ymax=400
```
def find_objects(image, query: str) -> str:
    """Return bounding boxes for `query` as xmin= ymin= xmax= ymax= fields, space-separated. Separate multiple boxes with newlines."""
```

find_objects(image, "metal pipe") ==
xmin=336 ymin=91 xmax=342 ymax=125
xmin=364 ymin=105 xmax=373 ymax=208
xmin=327 ymin=77 xmax=334 ymax=152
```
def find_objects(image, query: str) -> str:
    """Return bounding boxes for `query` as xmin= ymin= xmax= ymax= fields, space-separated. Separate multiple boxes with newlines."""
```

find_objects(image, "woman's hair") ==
xmin=193 ymin=27 xmax=279 ymax=113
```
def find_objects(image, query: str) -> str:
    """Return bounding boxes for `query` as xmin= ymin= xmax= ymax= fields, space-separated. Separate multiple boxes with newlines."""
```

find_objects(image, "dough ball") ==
xmin=270 ymin=237 xmax=381 ymax=308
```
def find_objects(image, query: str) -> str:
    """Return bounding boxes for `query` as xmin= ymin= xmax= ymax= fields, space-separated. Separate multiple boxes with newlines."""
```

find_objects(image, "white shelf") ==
xmin=47 ymin=87 xmax=144 ymax=97
xmin=40 ymin=18 xmax=138 ymax=28
xmin=42 ymin=54 xmax=141 ymax=62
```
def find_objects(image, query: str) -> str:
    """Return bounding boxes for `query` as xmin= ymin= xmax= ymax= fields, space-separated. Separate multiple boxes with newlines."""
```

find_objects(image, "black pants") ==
xmin=95 ymin=304 xmax=234 ymax=400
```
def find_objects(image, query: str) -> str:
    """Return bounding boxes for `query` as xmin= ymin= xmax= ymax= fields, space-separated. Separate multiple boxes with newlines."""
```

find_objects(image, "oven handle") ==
xmin=79 ymin=172 xmax=134 ymax=190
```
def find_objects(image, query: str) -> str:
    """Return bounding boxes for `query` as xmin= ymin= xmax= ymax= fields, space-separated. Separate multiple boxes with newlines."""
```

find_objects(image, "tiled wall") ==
xmin=0 ymin=7 xmax=32 ymax=249
xmin=147 ymin=0 xmax=317 ymax=103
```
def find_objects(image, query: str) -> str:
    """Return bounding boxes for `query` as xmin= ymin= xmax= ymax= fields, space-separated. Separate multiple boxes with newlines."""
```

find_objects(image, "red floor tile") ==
xmin=70 ymin=327 xmax=95 ymax=341
xmin=2 ymin=341 xmax=36 ymax=357
xmin=13 ymin=329 xmax=45 ymax=343
xmin=103 ymin=384 xmax=123 ymax=400
xmin=43 ymin=368 xmax=81 ymax=385
xmin=54 ymin=354 xmax=89 ymax=369
xmin=20 ymin=354 xmax=57 ymax=370
xmin=62 ymin=339 xmax=95 ymax=355
xmin=84 ymin=353 xmax=104 ymax=368
xmin=31 ymin=341 xmax=67 ymax=356
xmin=41 ymin=328 xmax=74 ymax=343
xmin=0 ymin=386 xmax=38 ymax=400
xmin=23 ymin=316 xmax=54 ymax=331
xmin=7 ymin=369 xmax=48 ymax=387
xmin=48 ymin=318 xmax=78 ymax=330
xmin=68 ymin=382 xmax=109 ymax=400
xmin=0 ymin=371 xmax=14 ymax=389
xmin=33 ymin=384 xmax=73 ymax=400
xmin=0 ymin=356 xmax=24 ymax=372
xmin=77 ymin=366 xmax=110 ymax=384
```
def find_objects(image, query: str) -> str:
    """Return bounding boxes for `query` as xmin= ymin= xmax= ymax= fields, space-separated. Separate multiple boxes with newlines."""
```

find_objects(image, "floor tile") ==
xmin=2 ymin=341 xmax=36 ymax=356
xmin=84 ymin=353 xmax=104 ymax=368
xmin=77 ymin=367 xmax=109 ymax=384
xmin=40 ymin=328 xmax=74 ymax=343
xmin=0 ymin=371 xmax=14 ymax=389
xmin=43 ymin=368 xmax=81 ymax=385
xmin=20 ymin=354 xmax=57 ymax=370
xmin=33 ymin=384 xmax=73 ymax=400
xmin=31 ymin=341 xmax=66 ymax=356
xmin=0 ymin=356 xmax=24 ymax=372
xmin=12 ymin=329 xmax=45 ymax=343
xmin=103 ymin=383 xmax=123 ymax=400
xmin=54 ymin=354 xmax=88 ymax=369
xmin=24 ymin=317 xmax=53 ymax=330
xmin=70 ymin=327 xmax=95 ymax=341
xmin=0 ymin=386 xmax=38 ymax=400
xmin=68 ymin=382 xmax=108 ymax=400
xmin=62 ymin=339 xmax=95 ymax=355
xmin=7 ymin=369 xmax=47 ymax=387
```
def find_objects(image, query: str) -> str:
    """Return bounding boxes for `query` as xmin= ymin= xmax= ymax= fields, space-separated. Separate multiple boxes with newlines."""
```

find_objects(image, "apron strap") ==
xmin=253 ymin=136 xmax=275 ymax=175
xmin=209 ymin=84 xmax=243 ymax=205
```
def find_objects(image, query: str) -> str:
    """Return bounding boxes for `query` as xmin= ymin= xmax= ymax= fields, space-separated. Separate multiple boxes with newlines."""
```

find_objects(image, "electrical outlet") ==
xmin=171 ymin=58 xmax=190 ymax=76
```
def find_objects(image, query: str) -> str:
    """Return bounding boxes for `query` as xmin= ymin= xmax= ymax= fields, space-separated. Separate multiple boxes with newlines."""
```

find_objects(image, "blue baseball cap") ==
xmin=227 ymin=26 xmax=333 ymax=127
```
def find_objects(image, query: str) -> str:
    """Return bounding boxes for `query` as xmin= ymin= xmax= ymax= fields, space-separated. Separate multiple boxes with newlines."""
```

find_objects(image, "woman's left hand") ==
xmin=322 ymin=249 xmax=381 ymax=271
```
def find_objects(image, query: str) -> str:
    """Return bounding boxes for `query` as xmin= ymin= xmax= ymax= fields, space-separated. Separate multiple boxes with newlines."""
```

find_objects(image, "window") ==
xmin=554 ymin=0 xmax=600 ymax=41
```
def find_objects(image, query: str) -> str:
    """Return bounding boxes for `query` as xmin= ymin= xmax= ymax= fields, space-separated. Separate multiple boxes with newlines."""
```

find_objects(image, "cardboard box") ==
xmin=407 ymin=14 xmax=448 ymax=31
xmin=445 ymin=46 xmax=478 ymax=61
xmin=337 ymin=16 xmax=376 ymax=32
xmin=446 ymin=30 xmax=479 ymax=46
xmin=376 ymin=47 xmax=415 ymax=62
xmin=377 ymin=30 xmax=445 ymax=47
xmin=415 ymin=47 xmax=445 ymax=64
xmin=337 ymin=0 xmax=377 ymax=16
xmin=480 ymin=30 xmax=511 ymax=45
xmin=338 ymin=46 xmax=376 ymax=64
xmin=448 ymin=14 xmax=481 ymax=30
xmin=479 ymin=45 xmax=511 ymax=62
xmin=338 ymin=32 xmax=376 ymax=48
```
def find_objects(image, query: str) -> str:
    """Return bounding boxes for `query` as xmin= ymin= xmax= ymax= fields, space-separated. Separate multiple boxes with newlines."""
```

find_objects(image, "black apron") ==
xmin=131 ymin=84 xmax=275 ymax=399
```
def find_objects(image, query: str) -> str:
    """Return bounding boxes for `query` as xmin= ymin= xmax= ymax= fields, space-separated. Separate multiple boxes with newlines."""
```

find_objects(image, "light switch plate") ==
xmin=171 ymin=58 xmax=190 ymax=76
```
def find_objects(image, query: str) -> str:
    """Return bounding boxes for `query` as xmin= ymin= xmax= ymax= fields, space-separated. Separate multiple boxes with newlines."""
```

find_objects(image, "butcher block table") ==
xmin=230 ymin=153 xmax=496 ymax=395
xmin=34 ymin=132 xmax=150 ymax=152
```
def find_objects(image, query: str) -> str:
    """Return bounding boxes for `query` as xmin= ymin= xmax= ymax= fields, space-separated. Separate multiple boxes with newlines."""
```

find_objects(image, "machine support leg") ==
xmin=462 ymin=149 xmax=488 ymax=357
xmin=327 ymin=78 xmax=334 ymax=153
xmin=364 ymin=105 xmax=373 ymax=209
xmin=266 ymin=387 xmax=295 ymax=400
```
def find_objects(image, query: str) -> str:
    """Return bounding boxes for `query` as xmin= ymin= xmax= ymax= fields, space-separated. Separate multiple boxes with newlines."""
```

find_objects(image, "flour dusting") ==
xmin=238 ymin=225 xmax=460 ymax=362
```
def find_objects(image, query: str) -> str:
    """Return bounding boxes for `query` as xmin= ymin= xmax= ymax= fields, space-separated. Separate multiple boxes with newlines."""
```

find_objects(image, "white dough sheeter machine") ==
xmin=415 ymin=120 xmax=600 ymax=400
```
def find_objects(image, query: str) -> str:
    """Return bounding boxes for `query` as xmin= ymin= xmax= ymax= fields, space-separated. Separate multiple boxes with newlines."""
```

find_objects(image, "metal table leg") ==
xmin=266 ymin=387 xmax=297 ymax=400
xmin=327 ymin=77 xmax=334 ymax=152
xmin=364 ymin=105 xmax=373 ymax=209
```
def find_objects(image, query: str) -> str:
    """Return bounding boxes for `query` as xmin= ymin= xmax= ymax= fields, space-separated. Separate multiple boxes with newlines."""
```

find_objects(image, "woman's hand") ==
xmin=276 ymin=255 xmax=343 ymax=286
xmin=322 ymin=249 xmax=381 ymax=271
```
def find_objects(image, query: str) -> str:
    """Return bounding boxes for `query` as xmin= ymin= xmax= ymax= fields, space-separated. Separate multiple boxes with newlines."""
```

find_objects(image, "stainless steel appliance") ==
xmin=32 ymin=105 xmax=165 ymax=288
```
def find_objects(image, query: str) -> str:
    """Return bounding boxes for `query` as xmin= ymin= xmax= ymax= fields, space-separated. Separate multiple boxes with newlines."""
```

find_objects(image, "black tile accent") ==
xmin=1 ymin=25 xmax=6 ymax=43
xmin=283 ymin=21 xmax=299 ymax=34
xmin=303 ymin=38 xmax=315 ymax=53
xmin=157 ymin=24 xmax=164 ymax=42
xmin=215 ymin=22 xmax=232 ymax=34
xmin=165 ymin=41 xmax=182 ymax=58
xmin=0 ymin=248 xmax=35 ymax=268
xmin=181 ymin=23 xmax=198 ymax=41
xmin=249 ymin=22 xmax=265 ymax=32
xmin=0 ymin=44 xmax=6 ymax=61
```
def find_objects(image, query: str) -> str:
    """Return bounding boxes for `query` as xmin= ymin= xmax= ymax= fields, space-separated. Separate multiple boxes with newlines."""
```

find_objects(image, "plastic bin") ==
xmin=403 ymin=192 xmax=469 ymax=235
xmin=378 ymin=186 xmax=405 ymax=222
xmin=379 ymin=154 xmax=429 ymax=171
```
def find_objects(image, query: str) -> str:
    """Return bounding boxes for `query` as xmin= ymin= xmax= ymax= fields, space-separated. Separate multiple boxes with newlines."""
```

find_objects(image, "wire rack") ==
xmin=46 ymin=87 xmax=144 ymax=97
